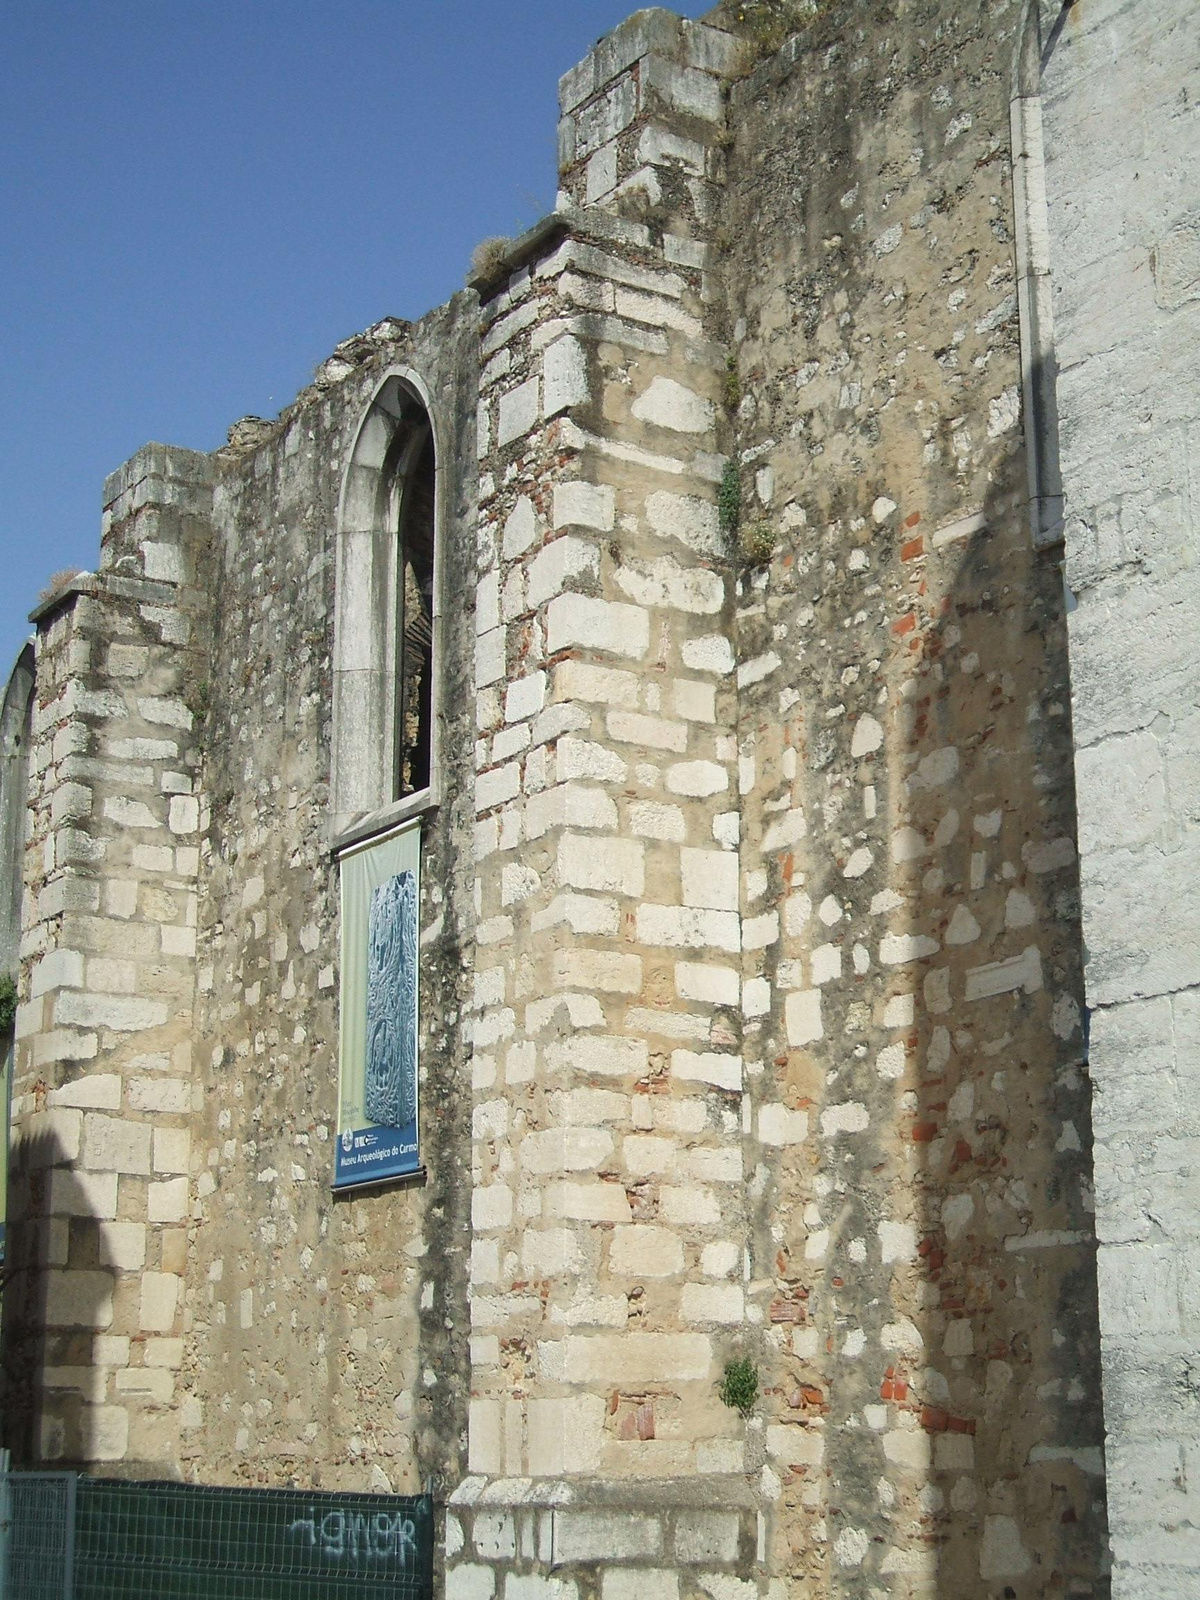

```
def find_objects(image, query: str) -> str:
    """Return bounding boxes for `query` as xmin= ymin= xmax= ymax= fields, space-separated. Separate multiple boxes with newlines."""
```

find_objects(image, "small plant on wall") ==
xmin=718 ymin=460 xmax=741 ymax=540
xmin=0 ymin=974 xmax=16 ymax=1035
xmin=39 ymin=568 xmax=82 ymax=603
xmin=718 ymin=1356 xmax=759 ymax=1417
xmin=724 ymin=354 xmax=742 ymax=414
xmin=469 ymin=236 xmax=513 ymax=287
xmin=722 ymin=0 xmax=832 ymax=60
xmin=740 ymin=521 xmax=775 ymax=566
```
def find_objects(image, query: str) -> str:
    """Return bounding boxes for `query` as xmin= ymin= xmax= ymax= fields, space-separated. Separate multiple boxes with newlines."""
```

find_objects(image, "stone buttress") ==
xmin=5 ymin=445 xmax=211 ymax=1470
xmin=449 ymin=12 xmax=771 ymax=1598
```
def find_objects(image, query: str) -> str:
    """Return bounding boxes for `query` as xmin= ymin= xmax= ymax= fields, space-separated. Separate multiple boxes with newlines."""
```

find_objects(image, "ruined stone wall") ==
xmin=1 ymin=2 xmax=1166 ymax=1593
xmin=0 ymin=643 xmax=33 ymax=1281
xmin=4 ymin=446 xmax=213 ymax=1471
xmin=717 ymin=0 xmax=1107 ymax=1592
xmin=1 ymin=302 xmax=481 ymax=1501
xmin=178 ymin=301 xmax=480 ymax=1495
xmin=1042 ymin=2 xmax=1200 ymax=1595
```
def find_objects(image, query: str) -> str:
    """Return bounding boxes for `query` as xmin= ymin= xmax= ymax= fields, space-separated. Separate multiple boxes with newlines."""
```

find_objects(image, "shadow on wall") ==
xmin=715 ymin=0 xmax=1110 ymax=1584
xmin=906 ymin=440 xmax=1107 ymax=1596
xmin=2 ymin=1119 xmax=124 ymax=1468
xmin=751 ymin=422 xmax=1107 ymax=1596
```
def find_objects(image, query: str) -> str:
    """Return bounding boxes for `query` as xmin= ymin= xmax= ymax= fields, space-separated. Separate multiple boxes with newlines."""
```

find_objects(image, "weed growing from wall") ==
xmin=0 ymin=974 xmax=16 ymax=1035
xmin=719 ymin=460 xmax=741 ymax=540
xmin=469 ymin=237 xmax=513 ymax=286
xmin=720 ymin=0 xmax=833 ymax=62
xmin=718 ymin=1357 xmax=759 ymax=1417
xmin=740 ymin=521 xmax=775 ymax=566
xmin=187 ymin=678 xmax=210 ymax=724
xmin=39 ymin=568 xmax=82 ymax=603
xmin=724 ymin=355 xmax=742 ymax=414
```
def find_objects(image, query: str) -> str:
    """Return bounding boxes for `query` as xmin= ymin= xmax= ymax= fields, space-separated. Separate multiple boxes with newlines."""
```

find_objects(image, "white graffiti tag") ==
xmin=286 ymin=1509 xmax=418 ymax=1566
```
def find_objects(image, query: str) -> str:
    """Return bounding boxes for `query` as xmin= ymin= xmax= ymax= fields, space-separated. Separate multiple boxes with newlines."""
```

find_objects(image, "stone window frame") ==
xmin=330 ymin=367 xmax=447 ymax=851
xmin=1010 ymin=0 xmax=1065 ymax=550
xmin=0 ymin=642 xmax=35 ymax=979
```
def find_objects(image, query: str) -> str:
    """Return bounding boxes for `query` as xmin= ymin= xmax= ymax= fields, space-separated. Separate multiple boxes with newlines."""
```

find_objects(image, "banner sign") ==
xmin=336 ymin=823 xmax=421 ymax=1190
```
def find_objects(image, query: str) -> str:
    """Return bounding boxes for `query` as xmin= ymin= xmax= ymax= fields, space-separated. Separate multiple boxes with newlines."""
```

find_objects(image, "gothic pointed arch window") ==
xmin=331 ymin=371 xmax=442 ymax=1190
xmin=331 ymin=370 xmax=442 ymax=847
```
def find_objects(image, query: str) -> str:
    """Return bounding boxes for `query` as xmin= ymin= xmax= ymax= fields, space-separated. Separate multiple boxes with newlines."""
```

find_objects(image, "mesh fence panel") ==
xmin=0 ymin=1473 xmax=433 ymax=1600
xmin=73 ymin=1481 xmax=433 ymax=1600
xmin=4 ymin=1472 xmax=75 ymax=1600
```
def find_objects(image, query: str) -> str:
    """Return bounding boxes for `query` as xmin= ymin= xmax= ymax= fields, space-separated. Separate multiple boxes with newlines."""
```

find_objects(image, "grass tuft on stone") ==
xmin=39 ymin=568 xmax=82 ymax=602
xmin=470 ymin=236 xmax=513 ymax=286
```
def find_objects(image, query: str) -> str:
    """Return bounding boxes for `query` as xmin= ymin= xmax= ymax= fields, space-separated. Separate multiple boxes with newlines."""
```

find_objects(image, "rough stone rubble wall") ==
xmin=718 ymin=2 xmax=1107 ymax=1593
xmin=1043 ymin=1 xmax=1200 ymax=1595
xmin=177 ymin=304 xmax=480 ymax=1495
xmin=4 ymin=445 xmax=212 ymax=1470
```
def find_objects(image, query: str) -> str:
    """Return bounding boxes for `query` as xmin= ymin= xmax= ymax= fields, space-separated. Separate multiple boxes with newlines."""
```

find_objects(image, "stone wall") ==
xmin=177 ymin=303 xmax=481 ymax=1496
xmin=452 ymin=12 xmax=767 ymax=1596
xmin=1 ymin=642 xmax=35 ymax=979
xmin=712 ymin=0 xmax=1107 ymax=1591
xmin=1043 ymin=1 xmax=1200 ymax=1595
xmin=4 ymin=445 xmax=213 ymax=1469
xmin=2 ymin=303 xmax=481 ymax=1505
xmin=15 ymin=0 xmax=1200 ymax=1592
xmin=444 ymin=2 xmax=1110 ymax=1596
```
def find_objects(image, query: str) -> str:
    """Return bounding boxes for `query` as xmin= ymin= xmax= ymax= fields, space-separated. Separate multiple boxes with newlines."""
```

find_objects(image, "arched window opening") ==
xmin=390 ymin=424 xmax=435 ymax=800
xmin=332 ymin=370 xmax=443 ymax=847
xmin=0 ymin=645 xmax=35 ymax=980
xmin=332 ymin=373 xmax=440 ymax=1189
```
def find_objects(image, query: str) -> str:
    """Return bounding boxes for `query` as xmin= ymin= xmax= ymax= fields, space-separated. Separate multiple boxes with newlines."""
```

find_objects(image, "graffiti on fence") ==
xmin=285 ymin=1508 xmax=420 ymax=1567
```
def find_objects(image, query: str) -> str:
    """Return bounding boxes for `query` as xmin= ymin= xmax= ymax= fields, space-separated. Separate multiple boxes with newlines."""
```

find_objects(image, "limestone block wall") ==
xmin=555 ymin=6 xmax=739 ymax=218
xmin=2 ymin=305 xmax=482 ymax=1504
xmin=4 ymin=444 xmax=212 ymax=1471
xmin=0 ymin=644 xmax=35 ymax=1277
xmin=453 ymin=10 xmax=775 ymax=1598
xmin=1042 ymin=2 xmax=1200 ymax=1595
xmin=717 ymin=1 xmax=1107 ymax=1594
xmin=468 ymin=229 xmax=742 ymax=1484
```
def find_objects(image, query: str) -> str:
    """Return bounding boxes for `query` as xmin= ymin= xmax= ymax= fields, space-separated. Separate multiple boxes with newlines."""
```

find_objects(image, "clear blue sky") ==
xmin=1 ymin=2 xmax=709 ymax=678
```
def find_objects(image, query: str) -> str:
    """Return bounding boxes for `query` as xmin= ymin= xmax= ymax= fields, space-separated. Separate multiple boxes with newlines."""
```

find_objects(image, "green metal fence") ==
xmin=0 ymin=1470 xmax=433 ymax=1600
xmin=1 ymin=1469 xmax=75 ymax=1600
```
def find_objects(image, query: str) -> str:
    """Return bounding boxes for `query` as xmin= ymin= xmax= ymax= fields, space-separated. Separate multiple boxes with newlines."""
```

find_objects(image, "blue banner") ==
xmin=335 ymin=824 xmax=421 ymax=1190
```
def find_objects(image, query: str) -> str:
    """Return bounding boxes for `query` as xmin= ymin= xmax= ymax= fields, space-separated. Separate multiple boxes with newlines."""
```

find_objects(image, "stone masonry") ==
xmin=1044 ymin=2 xmax=1200 ymax=1596
xmin=1 ymin=2 xmax=1197 ymax=1597
xmin=5 ymin=446 xmax=212 ymax=1469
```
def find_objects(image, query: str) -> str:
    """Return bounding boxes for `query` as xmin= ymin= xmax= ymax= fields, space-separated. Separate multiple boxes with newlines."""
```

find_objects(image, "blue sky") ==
xmin=1 ymin=1 xmax=708 ymax=678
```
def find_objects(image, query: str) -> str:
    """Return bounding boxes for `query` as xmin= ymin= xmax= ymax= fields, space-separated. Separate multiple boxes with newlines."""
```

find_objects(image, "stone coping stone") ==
xmin=448 ymin=1473 xmax=759 ymax=1511
xmin=102 ymin=443 xmax=213 ymax=510
xmin=29 ymin=571 xmax=180 ymax=627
